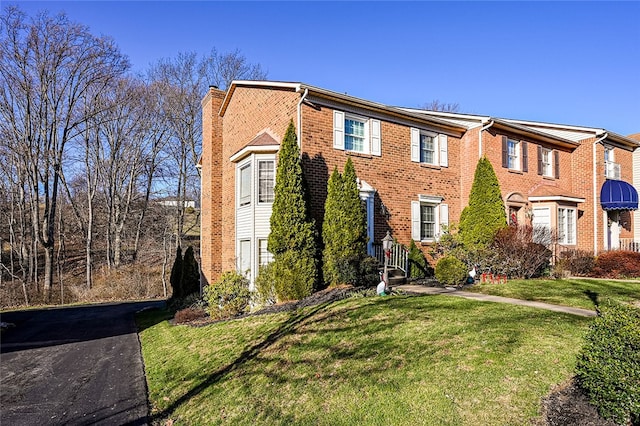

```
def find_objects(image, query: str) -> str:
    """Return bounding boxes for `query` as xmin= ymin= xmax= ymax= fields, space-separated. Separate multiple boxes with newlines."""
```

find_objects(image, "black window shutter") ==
xmin=521 ymin=141 xmax=528 ymax=172
xmin=537 ymin=145 xmax=543 ymax=175
xmin=501 ymin=136 xmax=508 ymax=168
xmin=554 ymin=150 xmax=560 ymax=179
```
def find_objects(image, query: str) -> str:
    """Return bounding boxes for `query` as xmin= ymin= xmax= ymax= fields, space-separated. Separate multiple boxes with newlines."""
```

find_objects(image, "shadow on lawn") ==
xmin=151 ymin=300 xmax=342 ymax=422
xmin=584 ymin=290 xmax=600 ymax=312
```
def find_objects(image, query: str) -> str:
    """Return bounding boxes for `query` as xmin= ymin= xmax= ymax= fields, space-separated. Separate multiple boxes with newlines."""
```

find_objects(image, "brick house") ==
xmin=200 ymin=81 xmax=639 ymax=287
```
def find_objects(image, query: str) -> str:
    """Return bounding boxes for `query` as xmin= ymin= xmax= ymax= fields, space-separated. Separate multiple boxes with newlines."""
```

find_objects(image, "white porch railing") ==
xmin=619 ymin=238 xmax=640 ymax=252
xmin=373 ymin=243 xmax=409 ymax=276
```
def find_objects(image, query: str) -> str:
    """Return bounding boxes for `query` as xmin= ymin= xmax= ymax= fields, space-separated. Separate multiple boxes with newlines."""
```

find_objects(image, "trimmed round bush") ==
xmin=435 ymin=255 xmax=468 ymax=286
xmin=204 ymin=271 xmax=251 ymax=319
xmin=575 ymin=301 xmax=640 ymax=425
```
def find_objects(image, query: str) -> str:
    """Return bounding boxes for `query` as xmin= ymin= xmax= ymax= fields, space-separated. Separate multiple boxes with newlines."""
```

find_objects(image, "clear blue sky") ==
xmin=6 ymin=1 xmax=640 ymax=135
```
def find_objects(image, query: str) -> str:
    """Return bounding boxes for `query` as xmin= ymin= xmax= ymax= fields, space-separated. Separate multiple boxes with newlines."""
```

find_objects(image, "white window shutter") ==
xmin=439 ymin=135 xmax=448 ymax=167
xmin=411 ymin=201 xmax=421 ymax=241
xmin=370 ymin=119 xmax=381 ymax=156
xmin=410 ymin=128 xmax=420 ymax=162
xmin=439 ymin=204 xmax=449 ymax=228
xmin=333 ymin=110 xmax=345 ymax=150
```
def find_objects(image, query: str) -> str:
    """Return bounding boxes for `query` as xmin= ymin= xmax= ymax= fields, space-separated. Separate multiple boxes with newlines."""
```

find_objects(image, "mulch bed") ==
xmin=536 ymin=379 xmax=619 ymax=426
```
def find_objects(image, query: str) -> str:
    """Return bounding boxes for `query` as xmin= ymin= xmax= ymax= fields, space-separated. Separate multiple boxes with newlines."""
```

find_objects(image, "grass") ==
xmin=138 ymin=294 xmax=591 ymax=425
xmin=467 ymin=278 xmax=640 ymax=310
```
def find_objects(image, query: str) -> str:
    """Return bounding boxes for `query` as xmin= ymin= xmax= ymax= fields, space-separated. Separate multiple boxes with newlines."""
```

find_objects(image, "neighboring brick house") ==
xmin=200 ymin=81 xmax=639 ymax=287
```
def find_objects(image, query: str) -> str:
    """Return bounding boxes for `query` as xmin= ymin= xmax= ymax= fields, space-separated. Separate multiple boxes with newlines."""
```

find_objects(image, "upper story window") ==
xmin=540 ymin=148 xmax=552 ymax=177
xmin=410 ymin=128 xmax=448 ymax=167
xmin=333 ymin=110 xmax=381 ymax=156
xmin=536 ymin=146 xmax=560 ymax=179
xmin=557 ymin=207 xmax=576 ymax=245
xmin=239 ymin=163 xmax=252 ymax=206
xmin=345 ymin=117 xmax=366 ymax=152
xmin=507 ymin=139 xmax=520 ymax=170
xmin=501 ymin=136 xmax=528 ymax=172
xmin=604 ymin=146 xmax=620 ymax=179
xmin=258 ymin=160 xmax=274 ymax=203
xmin=421 ymin=134 xmax=436 ymax=164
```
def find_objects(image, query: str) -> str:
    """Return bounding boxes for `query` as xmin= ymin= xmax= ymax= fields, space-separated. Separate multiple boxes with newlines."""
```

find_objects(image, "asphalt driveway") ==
xmin=1 ymin=300 xmax=164 ymax=426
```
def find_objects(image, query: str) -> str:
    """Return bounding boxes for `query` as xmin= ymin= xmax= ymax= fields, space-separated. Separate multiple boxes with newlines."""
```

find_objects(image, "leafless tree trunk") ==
xmin=0 ymin=7 xmax=129 ymax=298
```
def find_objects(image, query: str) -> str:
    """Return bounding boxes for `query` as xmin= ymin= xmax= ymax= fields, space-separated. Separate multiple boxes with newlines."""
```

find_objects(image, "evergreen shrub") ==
xmin=204 ymin=271 xmax=251 ymax=319
xmin=254 ymin=263 xmax=277 ymax=305
xmin=322 ymin=158 xmax=368 ymax=287
xmin=576 ymin=301 xmax=640 ymax=425
xmin=272 ymin=250 xmax=316 ymax=301
xmin=408 ymin=240 xmax=430 ymax=279
xmin=435 ymin=255 xmax=467 ymax=286
xmin=268 ymin=121 xmax=318 ymax=299
xmin=459 ymin=157 xmax=507 ymax=248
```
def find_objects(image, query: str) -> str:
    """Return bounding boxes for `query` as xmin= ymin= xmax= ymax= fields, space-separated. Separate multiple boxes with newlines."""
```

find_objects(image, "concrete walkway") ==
xmin=395 ymin=284 xmax=597 ymax=317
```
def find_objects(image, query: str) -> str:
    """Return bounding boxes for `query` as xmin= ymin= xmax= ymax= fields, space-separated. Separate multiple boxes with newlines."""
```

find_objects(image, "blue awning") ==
xmin=600 ymin=180 xmax=639 ymax=210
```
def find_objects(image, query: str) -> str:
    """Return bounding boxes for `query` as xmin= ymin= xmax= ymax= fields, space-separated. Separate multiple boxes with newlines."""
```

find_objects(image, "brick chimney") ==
xmin=200 ymin=86 xmax=226 ymax=288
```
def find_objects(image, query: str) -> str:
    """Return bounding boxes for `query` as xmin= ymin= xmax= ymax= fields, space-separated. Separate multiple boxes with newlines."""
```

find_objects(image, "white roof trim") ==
xmin=230 ymin=144 xmax=279 ymax=163
xmin=528 ymin=195 xmax=586 ymax=203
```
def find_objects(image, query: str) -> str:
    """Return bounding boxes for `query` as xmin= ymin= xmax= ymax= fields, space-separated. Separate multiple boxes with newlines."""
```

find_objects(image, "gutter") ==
xmin=593 ymin=132 xmax=608 ymax=254
xmin=296 ymin=87 xmax=309 ymax=150
xmin=479 ymin=120 xmax=495 ymax=159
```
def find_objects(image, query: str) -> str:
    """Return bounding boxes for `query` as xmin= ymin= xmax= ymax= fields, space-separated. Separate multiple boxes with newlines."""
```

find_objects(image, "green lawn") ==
xmin=467 ymin=278 xmax=640 ymax=310
xmin=138 ymin=295 xmax=591 ymax=425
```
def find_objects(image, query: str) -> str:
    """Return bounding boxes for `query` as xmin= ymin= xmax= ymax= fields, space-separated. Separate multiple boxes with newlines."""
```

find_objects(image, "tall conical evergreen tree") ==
xmin=341 ymin=157 xmax=367 ymax=257
xmin=459 ymin=156 xmax=507 ymax=247
xmin=322 ymin=167 xmax=344 ymax=286
xmin=268 ymin=120 xmax=317 ymax=300
xmin=322 ymin=158 xmax=368 ymax=286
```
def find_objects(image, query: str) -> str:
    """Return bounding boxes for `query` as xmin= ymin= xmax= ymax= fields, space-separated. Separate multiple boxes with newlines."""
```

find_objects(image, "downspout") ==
xmin=593 ymin=132 xmax=608 ymax=254
xmin=296 ymin=87 xmax=309 ymax=150
xmin=479 ymin=120 xmax=494 ymax=159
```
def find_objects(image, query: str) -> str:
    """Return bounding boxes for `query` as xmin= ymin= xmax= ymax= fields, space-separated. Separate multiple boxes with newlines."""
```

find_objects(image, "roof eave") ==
xmin=490 ymin=120 xmax=580 ymax=149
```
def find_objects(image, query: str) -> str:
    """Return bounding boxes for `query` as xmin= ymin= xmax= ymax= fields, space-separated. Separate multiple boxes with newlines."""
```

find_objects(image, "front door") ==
xmin=607 ymin=211 xmax=620 ymax=250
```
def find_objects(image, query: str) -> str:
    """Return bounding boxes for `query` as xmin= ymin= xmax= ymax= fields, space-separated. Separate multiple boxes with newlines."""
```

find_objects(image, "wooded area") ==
xmin=0 ymin=6 xmax=266 ymax=307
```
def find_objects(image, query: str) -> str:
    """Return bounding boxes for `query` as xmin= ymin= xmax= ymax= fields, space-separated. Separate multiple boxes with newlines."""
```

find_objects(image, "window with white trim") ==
xmin=239 ymin=163 xmax=252 ymax=206
xmin=238 ymin=239 xmax=251 ymax=275
xmin=411 ymin=128 xmax=448 ymax=167
xmin=421 ymin=133 xmax=436 ymax=164
xmin=507 ymin=139 xmax=520 ymax=170
xmin=258 ymin=160 xmax=274 ymax=203
xmin=333 ymin=110 xmax=381 ymax=156
xmin=540 ymin=148 xmax=552 ymax=177
xmin=411 ymin=196 xmax=448 ymax=242
xmin=258 ymin=238 xmax=273 ymax=266
xmin=420 ymin=204 xmax=436 ymax=240
xmin=557 ymin=207 xmax=576 ymax=245
xmin=345 ymin=117 xmax=366 ymax=152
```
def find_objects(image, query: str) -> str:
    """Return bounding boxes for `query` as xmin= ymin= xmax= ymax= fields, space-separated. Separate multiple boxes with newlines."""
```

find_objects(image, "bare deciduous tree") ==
xmin=0 ymin=7 xmax=129 ymax=297
xmin=421 ymin=100 xmax=460 ymax=113
xmin=149 ymin=50 xmax=266 ymax=247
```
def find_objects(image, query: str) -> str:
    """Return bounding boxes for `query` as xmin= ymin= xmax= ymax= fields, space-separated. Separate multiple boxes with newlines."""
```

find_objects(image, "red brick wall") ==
xmin=300 ymin=102 xmax=462 ymax=257
xmin=219 ymin=86 xmax=300 ymax=272
xmin=200 ymin=88 xmax=225 ymax=287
